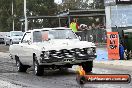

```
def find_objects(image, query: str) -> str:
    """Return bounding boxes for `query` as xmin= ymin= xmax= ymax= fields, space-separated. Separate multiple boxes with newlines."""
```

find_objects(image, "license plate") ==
xmin=64 ymin=58 xmax=75 ymax=62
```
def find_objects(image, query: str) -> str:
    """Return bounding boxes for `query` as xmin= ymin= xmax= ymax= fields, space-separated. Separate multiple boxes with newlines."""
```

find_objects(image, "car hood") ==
xmin=33 ymin=39 xmax=96 ymax=51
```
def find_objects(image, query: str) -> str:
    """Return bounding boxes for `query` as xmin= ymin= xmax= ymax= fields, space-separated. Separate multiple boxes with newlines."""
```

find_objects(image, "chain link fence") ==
xmin=76 ymin=28 xmax=107 ymax=43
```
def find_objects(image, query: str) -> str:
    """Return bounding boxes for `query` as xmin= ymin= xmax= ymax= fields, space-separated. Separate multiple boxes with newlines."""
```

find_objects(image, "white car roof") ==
xmin=24 ymin=27 xmax=71 ymax=33
xmin=53 ymin=27 xmax=71 ymax=30
xmin=33 ymin=27 xmax=71 ymax=31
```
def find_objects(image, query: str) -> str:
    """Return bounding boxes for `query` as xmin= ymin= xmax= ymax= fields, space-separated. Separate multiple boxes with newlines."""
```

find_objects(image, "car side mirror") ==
xmin=44 ymin=38 xmax=51 ymax=41
xmin=48 ymin=38 xmax=51 ymax=41
xmin=26 ymin=40 xmax=31 ymax=45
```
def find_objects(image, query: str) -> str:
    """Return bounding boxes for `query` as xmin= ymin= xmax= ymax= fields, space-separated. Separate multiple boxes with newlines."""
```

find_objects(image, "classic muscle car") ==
xmin=9 ymin=27 xmax=96 ymax=76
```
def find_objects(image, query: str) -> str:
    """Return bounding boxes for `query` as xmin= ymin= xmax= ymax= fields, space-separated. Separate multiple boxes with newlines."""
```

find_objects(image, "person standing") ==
xmin=79 ymin=24 xmax=88 ymax=41
xmin=119 ymin=43 xmax=124 ymax=60
xmin=70 ymin=18 xmax=79 ymax=32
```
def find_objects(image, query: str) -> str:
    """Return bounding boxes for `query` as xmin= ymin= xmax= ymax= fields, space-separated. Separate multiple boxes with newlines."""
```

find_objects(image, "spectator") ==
xmin=119 ymin=43 xmax=125 ymax=60
xmin=70 ymin=18 xmax=79 ymax=32
xmin=79 ymin=24 xmax=88 ymax=41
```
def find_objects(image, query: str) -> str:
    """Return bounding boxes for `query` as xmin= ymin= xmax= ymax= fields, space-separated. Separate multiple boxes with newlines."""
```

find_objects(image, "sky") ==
xmin=54 ymin=0 xmax=62 ymax=4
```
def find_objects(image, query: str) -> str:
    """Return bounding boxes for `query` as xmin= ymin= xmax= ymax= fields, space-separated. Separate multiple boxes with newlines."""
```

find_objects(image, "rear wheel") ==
xmin=10 ymin=40 xmax=13 ymax=45
xmin=82 ymin=61 xmax=93 ymax=73
xmin=15 ymin=57 xmax=28 ymax=72
xmin=33 ymin=55 xmax=44 ymax=76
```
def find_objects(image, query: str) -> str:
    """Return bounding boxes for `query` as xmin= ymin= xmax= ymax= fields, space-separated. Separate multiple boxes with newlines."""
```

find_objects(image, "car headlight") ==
xmin=87 ymin=48 xmax=93 ymax=54
xmin=40 ymin=51 xmax=49 ymax=63
xmin=45 ymin=51 xmax=50 ymax=57
xmin=40 ymin=51 xmax=49 ymax=58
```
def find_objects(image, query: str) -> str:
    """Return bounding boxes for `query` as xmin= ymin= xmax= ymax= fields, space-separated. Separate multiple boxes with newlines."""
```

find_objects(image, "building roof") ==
xmin=19 ymin=9 xmax=105 ymax=21
xmin=57 ymin=9 xmax=105 ymax=17
xmin=124 ymin=29 xmax=132 ymax=33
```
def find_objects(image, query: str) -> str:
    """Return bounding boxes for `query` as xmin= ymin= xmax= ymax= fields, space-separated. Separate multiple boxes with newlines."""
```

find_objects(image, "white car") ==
xmin=0 ymin=32 xmax=9 ymax=44
xmin=9 ymin=27 xmax=96 ymax=76
xmin=4 ymin=31 xmax=23 ymax=45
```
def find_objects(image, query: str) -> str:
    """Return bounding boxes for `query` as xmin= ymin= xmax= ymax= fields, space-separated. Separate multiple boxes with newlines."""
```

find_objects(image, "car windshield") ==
xmin=48 ymin=29 xmax=77 ymax=39
xmin=11 ymin=32 xmax=23 ymax=36
xmin=33 ymin=29 xmax=77 ymax=42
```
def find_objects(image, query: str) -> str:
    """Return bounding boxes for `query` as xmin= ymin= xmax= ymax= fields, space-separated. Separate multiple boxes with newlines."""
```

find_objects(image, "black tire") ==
xmin=10 ymin=40 xmax=13 ymax=45
xmin=33 ymin=55 xmax=44 ymax=76
xmin=15 ymin=56 xmax=28 ymax=72
xmin=82 ymin=61 xmax=93 ymax=73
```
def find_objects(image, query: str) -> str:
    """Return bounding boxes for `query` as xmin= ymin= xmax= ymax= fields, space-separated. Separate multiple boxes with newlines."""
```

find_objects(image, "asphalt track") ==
xmin=0 ymin=45 xmax=131 ymax=88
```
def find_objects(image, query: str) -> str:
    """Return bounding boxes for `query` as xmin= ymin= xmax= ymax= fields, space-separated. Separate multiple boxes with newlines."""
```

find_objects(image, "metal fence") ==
xmin=75 ymin=28 xmax=107 ymax=43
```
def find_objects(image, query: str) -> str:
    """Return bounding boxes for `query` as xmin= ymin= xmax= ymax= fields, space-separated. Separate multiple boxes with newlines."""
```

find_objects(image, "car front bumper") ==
xmin=39 ymin=55 xmax=96 ymax=66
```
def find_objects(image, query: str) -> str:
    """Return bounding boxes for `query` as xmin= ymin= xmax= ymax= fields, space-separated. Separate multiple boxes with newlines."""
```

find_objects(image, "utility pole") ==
xmin=58 ymin=17 xmax=61 ymax=27
xmin=24 ymin=0 xmax=27 ymax=32
xmin=12 ymin=0 xmax=14 ymax=31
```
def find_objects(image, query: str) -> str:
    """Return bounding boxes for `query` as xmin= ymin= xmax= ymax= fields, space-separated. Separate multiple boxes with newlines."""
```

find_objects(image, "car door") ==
xmin=19 ymin=32 xmax=32 ymax=65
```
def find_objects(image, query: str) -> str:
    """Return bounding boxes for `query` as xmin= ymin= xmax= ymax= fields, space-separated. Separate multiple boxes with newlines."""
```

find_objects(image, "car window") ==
xmin=11 ymin=32 xmax=23 ymax=36
xmin=42 ymin=31 xmax=49 ymax=41
xmin=33 ymin=31 xmax=49 ymax=42
xmin=33 ymin=31 xmax=42 ymax=42
xmin=48 ymin=29 xmax=77 ymax=39
xmin=21 ymin=32 xmax=31 ymax=43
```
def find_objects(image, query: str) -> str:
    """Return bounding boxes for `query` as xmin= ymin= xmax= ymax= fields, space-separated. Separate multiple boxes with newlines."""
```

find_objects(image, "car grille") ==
xmin=47 ymin=48 xmax=96 ymax=59
xmin=41 ymin=48 xmax=96 ymax=63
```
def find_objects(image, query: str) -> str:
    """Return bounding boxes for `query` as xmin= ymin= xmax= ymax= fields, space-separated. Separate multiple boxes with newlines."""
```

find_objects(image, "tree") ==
xmin=57 ymin=0 xmax=84 ymax=11
xmin=0 ymin=0 xmax=12 ymax=31
xmin=57 ymin=0 xmax=104 ymax=11
xmin=89 ymin=0 xmax=104 ymax=9
xmin=57 ymin=0 xmax=105 ymax=28
xmin=0 ymin=0 xmax=58 ymax=32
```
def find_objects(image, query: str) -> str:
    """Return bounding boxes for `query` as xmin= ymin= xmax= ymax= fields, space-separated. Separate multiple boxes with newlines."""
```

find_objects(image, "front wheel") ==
xmin=16 ymin=58 xmax=28 ymax=72
xmin=33 ymin=56 xmax=44 ymax=76
xmin=82 ymin=61 xmax=93 ymax=73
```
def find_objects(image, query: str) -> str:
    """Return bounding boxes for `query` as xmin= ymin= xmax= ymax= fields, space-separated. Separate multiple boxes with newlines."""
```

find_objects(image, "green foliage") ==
xmin=58 ymin=0 xmax=104 ymax=11
xmin=0 ymin=0 xmax=105 ymax=32
xmin=58 ymin=0 xmax=105 ymax=27
xmin=26 ymin=0 xmax=57 ymax=16
xmin=0 ymin=0 xmax=57 ymax=32
xmin=0 ymin=0 xmax=12 ymax=31
xmin=89 ymin=0 xmax=104 ymax=9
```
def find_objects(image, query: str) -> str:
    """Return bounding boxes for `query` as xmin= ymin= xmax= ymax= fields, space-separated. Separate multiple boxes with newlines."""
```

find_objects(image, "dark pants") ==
xmin=119 ymin=45 xmax=124 ymax=60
